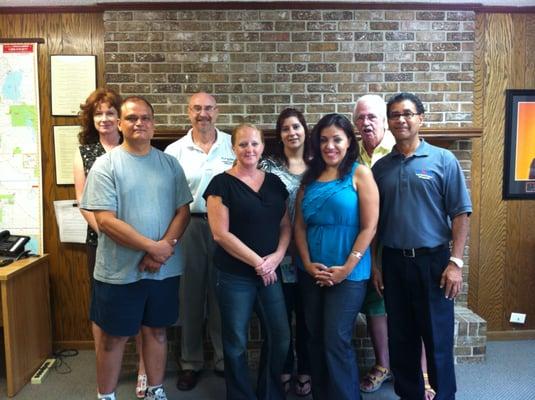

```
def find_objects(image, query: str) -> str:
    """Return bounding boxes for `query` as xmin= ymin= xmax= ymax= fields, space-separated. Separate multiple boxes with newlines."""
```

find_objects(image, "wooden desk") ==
xmin=0 ymin=255 xmax=52 ymax=397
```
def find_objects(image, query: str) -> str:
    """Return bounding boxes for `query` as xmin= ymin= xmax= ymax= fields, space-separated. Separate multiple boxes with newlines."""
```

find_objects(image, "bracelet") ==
xmin=449 ymin=256 xmax=464 ymax=268
xmin=350 ymin=250 xmax=363 ymax=260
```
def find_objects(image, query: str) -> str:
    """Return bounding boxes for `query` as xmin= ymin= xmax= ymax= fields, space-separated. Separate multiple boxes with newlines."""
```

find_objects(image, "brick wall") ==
xmin=105 ymin=6 xmax=483 ymax=371
xmin=103 ymin=6 xmax=475 ymax=302
xmin=103 ymin=8 xmax=475 ymax=129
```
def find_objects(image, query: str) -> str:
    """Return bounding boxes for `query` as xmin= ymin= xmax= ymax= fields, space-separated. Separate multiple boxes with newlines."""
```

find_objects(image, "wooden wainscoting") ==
xmin=471 ymin=12 xmax=535 ymax=334
xmin=0 ymin=12 xmax=105 ymax=347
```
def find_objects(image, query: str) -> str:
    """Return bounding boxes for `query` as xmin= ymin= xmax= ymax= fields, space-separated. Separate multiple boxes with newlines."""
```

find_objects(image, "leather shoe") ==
xmin=176 ymin=369 xmax=199 ymax=391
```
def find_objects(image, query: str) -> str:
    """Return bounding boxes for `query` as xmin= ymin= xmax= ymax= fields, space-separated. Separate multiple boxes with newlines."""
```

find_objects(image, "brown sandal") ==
xmin=281 ymin=374 xmax=291 ymax=394
xmin=423 ymin=373 xmax=436 ymax=400
xmin=360 ymin=365 xmax=392 ymax=393
xmin=295 ymin=376 xmax=311 ymax=397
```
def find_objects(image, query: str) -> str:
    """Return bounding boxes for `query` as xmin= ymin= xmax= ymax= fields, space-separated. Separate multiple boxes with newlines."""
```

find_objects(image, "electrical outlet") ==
xmin=510 ymin=312 xmax=526 ymax=324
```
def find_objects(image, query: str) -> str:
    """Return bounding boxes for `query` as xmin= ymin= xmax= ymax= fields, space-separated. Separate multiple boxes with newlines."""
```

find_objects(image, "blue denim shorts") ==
xmin=90 ymin=276 xmax=180 ymax=336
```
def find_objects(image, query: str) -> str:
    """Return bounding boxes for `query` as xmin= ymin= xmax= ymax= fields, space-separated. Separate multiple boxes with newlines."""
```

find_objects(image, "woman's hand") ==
xmin=327 ymin=266 xmax=349 ymax=285
xmin=261 ymin=271 xmax=278 ymax=286
xmin=255 ymin=252 xmax=283 ymax=277
xmin=303 ymin=262 xmax=332 ymax=285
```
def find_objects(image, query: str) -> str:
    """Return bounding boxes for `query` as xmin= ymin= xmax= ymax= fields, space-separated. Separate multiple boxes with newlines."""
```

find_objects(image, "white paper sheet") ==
xmin=54 ymin=126 xmax=80 ymax=185
xmin=51 ymin=55 xmax=96 ymax=116
xmin=53 ymin=200 xmax=88 ymax=243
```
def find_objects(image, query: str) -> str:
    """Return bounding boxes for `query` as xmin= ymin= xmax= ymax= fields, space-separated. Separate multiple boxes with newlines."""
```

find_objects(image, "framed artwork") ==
xmin=503 ymin=89 xmax=535 ymax=199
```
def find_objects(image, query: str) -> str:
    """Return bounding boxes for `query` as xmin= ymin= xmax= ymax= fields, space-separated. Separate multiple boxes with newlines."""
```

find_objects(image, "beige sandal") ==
xmin=136 ymin=374 xmax=147 ymax=398
xmin=360 ymin=364 xmax=392 ymax=393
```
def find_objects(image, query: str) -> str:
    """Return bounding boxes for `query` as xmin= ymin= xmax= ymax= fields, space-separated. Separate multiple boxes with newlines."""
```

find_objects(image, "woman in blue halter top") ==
xmin=294 ymin=113 xmax=379 ymax=400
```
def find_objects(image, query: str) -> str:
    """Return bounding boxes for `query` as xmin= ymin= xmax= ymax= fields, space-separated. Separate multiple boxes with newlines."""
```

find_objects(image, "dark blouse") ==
xmin=79 ymin=142 xmax=106 ymax=246
xmin=203 ymin=172 xmax=288 ymax=279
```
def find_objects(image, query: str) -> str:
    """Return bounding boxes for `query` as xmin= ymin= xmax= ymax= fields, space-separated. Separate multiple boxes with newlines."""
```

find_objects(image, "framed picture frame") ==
xmin=503 ymin=89 xmax=535 ymax=199
xmin=50 ymin=54 xmax=96 ymax=116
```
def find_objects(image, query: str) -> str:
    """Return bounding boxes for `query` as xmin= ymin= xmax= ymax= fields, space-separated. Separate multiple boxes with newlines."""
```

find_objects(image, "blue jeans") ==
xmin=299 ymin=270 xmax=366 ymax=400
xmin=216 ymin=269 xmax=290 ymax=400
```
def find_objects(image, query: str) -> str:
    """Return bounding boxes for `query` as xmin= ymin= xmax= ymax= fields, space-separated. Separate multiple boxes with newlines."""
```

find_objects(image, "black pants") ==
xmin=382 ymin=246 xmax=456 ymax=400
xmin=281 ymin=280 xmax=311 ymax=375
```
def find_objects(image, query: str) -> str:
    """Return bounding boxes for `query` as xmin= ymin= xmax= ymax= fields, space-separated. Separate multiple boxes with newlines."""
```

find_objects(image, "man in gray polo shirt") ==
xmin=372 ymin=92 xmax=471 ymax=400
xmin=165 ymin=92 xmax=234 ymax=390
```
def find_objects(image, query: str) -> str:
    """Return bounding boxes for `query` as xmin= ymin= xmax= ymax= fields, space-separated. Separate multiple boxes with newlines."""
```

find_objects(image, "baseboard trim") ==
xmin=487 ymin=330 xmax=535 ymax=341
xmin=54 ymin=340 xmax=95 ymax=350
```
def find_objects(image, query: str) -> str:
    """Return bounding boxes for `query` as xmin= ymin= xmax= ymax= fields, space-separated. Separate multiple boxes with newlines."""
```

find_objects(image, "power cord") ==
xmin=52 ymin=349 xmax=79 ymax=374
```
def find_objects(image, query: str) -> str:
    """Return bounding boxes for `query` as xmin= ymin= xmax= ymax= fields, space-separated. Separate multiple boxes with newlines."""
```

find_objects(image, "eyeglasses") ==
xmin=189 ymin=105 xmax=217 ymax=114
xmin=388 ymin=111 xmax=420 ymax=120
xmin=123 ymin=115 xmax=153 ymax=124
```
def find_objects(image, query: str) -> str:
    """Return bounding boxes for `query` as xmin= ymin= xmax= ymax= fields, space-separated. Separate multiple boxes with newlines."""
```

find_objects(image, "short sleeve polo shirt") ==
xmin=372 ymin=139 xmax=472 ymax=249
xmin=165 ymin=128 xmax=235 ymax=213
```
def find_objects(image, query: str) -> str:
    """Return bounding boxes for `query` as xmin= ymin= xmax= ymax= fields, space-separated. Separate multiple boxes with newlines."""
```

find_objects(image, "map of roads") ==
xmin=0 ymin=43 xmax=42 ymax=254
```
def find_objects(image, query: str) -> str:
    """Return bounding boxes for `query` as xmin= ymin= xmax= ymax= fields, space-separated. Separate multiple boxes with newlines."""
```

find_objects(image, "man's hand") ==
xmin=371 ymin=266 xmax=384 ymax=297
xmin=148 ymin=238 xmax=177 ymax=263
xmin=440 ymin=263 xmax=463 ymax=300
xmin=138 ymin=254 xmax=162 ymax=273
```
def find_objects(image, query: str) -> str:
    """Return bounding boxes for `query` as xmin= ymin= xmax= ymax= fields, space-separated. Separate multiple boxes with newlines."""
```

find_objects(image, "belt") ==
xmin=385 ymin=244 xmax=449 ymax=258
xmin=191 ymin=212 xmax=207 ymax=219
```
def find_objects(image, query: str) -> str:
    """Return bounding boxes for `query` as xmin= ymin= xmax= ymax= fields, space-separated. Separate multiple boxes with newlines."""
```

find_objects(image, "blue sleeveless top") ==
xmin=301 ymin=162 xmax=371 ymax=282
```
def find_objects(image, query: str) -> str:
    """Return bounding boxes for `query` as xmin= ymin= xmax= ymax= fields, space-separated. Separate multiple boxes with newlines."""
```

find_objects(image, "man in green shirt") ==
xmin=353 ymin=94 xmax=395 ymax=393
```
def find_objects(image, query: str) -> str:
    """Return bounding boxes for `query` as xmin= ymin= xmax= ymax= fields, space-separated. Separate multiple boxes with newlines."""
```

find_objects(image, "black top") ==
xmin=79 ymin=142 xmax=106 ymax=246
xmin=203 ymin=172 xmax=288 ymax=279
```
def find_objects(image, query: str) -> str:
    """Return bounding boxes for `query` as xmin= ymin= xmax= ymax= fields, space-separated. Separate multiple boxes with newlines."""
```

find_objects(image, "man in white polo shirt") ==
xmin=165 ymin=92 xmax=234 ymax=391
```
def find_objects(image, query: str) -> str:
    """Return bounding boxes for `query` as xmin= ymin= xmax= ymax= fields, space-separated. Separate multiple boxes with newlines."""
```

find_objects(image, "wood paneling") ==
xmin=1 ymin=8 xmax=533 ymax=345
xmin=471 ymin=12 xmax=535 ymax=332
xmin=0 ymin=12 xmax=104 ymax=346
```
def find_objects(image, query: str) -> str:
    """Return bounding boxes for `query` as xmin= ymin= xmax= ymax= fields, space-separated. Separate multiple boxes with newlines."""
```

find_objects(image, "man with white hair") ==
xmin=353 ymin=95 xmax=396 ymax=394
xmin=355 ymin=94 xmax=396 ymax=167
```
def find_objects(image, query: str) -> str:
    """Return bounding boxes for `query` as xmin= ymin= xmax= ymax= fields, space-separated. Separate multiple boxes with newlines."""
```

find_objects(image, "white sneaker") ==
xmin=144 ymin=386 xmax=167 ymax=400
xmin=98 ymin=394 xmax=116 ymax=400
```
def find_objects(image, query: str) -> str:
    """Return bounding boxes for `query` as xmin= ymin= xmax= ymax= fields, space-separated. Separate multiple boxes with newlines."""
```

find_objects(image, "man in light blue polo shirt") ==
xmin=372 ymin=92 xmax=471 ymax=400
xmin=82 ymin=96 xmax=192 ymax=400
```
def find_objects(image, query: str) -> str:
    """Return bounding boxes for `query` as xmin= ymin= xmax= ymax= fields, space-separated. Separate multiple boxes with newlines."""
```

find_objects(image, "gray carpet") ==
xmin=1 ymin=340 xmax=534 ymax=399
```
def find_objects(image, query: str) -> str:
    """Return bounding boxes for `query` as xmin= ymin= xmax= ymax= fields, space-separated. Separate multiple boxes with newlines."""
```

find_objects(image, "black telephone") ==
xmin=0 ymin=230 xmax=31 ymax=259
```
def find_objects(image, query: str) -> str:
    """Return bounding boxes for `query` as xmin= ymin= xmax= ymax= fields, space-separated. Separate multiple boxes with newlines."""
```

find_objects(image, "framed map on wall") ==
xmin=0 ymin=42 xmax=43 ymax=254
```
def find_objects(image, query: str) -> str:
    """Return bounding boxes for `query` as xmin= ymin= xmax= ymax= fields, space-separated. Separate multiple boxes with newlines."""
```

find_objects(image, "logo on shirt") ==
xmin=415 ymin=169 xmax=433 ymax=180
xmin=221 ymin=156 xmax=235 ymax=166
